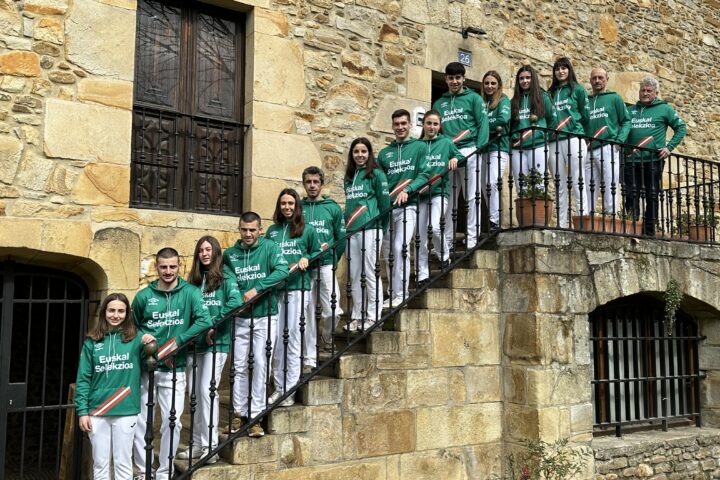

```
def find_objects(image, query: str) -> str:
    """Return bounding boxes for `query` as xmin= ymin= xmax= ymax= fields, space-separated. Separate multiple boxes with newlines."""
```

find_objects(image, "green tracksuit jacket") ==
xmin=626 ymin=98 xmax=687 ymax=162
xmin=75 ymin=332 xmax=144 ymax=416
xmin=587 ymin=90 xmax=631 ymax=148
xmin=193 ymin=266 xmax=243 ymax=354
xmin=223 ymin=237 xmax=289 ymax=319
xmin=344 ymin=168 xmax=391 ymax=233
xmin=549 ymin=82 xmax=590 ymax=139
xmin=417 ymin=135 xmax=465 ymax=199
xmin=132 ymin=278 xmax=213 ymax=371
xmin=266 ymin=222 xmax=322 ymax=291
xmin=432 ymin=87 xmax=489 ymax=151
xmin=510 ymin=91 xmax=558 ymax=149
xmin=378 ymin=138 xmax=429 ymax=205
xmin=483 ymin=95 xmax=512 ymax=154
xmin=302 ymin=196 xmax=346 ymax=265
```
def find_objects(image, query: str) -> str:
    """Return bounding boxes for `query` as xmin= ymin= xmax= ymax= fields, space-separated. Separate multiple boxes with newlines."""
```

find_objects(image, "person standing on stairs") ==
xmin=301 ymin=166 xmax=346 ymax=364
xmin=432 ymin=61 xmax=489 ymax=249
xmin=176 ymin=236 xmax=242 ymax=463
xmin=223 ymin=212 xmax=289 ymax=438
xmin=266 ymin=188 xmax=321 ymax=407
xmin=378 ymin=109 xmax=429 ymax=309
xmin=344 ymin=137 xmax=391 ymax=333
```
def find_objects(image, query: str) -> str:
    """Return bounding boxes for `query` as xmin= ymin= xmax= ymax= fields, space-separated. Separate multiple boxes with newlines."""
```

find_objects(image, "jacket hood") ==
xmin=387 ymin=137 xmax=418 ymax=148
xmin=302 ymin=195 xmax=339 ymax=206
xmin=441 ymin=86 xmax=478 ymax=99
xmin=589 ymin=90 xmax=618 ymax=98
xmin=148 ymin=276 xmax=189 ymax=294
xmin=635 ymin=98 xmax=667 ymax=108
xmin=233 ymin=235 xmax=269 ymax=251
xmin=421 ymin=133 xmax=448 ymax=144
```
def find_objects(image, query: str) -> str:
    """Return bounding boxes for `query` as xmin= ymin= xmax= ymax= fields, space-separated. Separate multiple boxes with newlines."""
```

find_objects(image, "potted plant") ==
xmin=515 ymin=168 xmax=553 ymax=226
xmin=616 ymin=210 xmax=644 ymax=235
xmin=678 ymin=211 xmax=717 ymax=241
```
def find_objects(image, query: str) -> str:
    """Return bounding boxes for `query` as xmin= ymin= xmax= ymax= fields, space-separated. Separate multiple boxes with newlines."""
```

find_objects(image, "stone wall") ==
xmin=593 ymin=427 xmax=720 ymax=479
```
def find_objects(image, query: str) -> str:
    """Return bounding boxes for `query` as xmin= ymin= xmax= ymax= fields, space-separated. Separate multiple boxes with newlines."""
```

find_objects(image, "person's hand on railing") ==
xmin=205 ymin=328 xmax=215 ymax=346
xmin=393 ymin=190 xmax=409 ymax=206
xmin=243 ymin=287 xmax=258 ymax=303
xmin=449 ymin=158 xmax=458 ymax=171
xmin=658 ymin=147 xmax=670 ymax=159
xmin=298 ymin=257 xmax=309 ymax=270
xmin=141 ymin=333 xmax=156 ymax=345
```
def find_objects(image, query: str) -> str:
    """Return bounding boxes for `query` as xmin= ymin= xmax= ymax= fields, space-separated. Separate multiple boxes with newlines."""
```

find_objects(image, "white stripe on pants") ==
xmin=382 ymin=205 xmax=417 ymax=300
xmin=89 ymin=415 xmax=136 ymax=480
xmin=305 ymin=264 xmax=343 ymax=366
xmin=348 ymin=229 xmax=383 ymax=321
xmin=482 ymin=151 xmax=509 ymax=225
xmin=549 ymin=138 xmax=589 ymax=227
xmin=232 ymin=316 xmax=272 ymax=418
xmin=274 ymin=290 xmax=309 ymax=392
xmin=586 ymin=144 xmax=621 ymax=214
xmin=445 ymin=147 xmax=481 ymax=248
xmin=185 ymin=351 xmax=228 ymax=450
xmin=133 ymin=370 xmax=186 ymax=480
xmin=418 ymin=196 xmax=450 ymax=281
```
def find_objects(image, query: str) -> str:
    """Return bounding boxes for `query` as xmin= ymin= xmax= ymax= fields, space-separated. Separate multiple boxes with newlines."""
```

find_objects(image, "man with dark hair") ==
xmin=223 ymin=212 xmax=288 ymax=438
xmin=377 ymin=109 xmax=428 ymax=307
xmin=625 ymin=76 xmax=686 ymax=236
xmin=301 ymin=166 xmax=345 ymax=365
xmin=432 ymin=62 xmax=489 ymax=249
xmin=132 ymin=248 xmax=212 ymax=480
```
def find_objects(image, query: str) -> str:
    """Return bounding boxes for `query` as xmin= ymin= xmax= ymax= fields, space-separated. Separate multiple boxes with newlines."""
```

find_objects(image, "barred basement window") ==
xmin=131 ymin=0 xmax=246 ymax=215
xmin=590 ymin=296 xmax=703 ymax=437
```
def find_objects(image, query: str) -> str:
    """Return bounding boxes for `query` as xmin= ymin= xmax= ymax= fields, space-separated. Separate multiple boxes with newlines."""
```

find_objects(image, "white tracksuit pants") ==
xmin=88 ymin=415 xmax=136 ymax=480
xmin=232 ymin=316 xmax=272 ymax=419
xmin=348 ymin=229 xmax=383 ymax=321
xmin=445 ymin=147 xmax=481 ymax=248
xmin=511 ymin=146 xmax=549 ymax=190
xmin=273 ymin=290 xmax=309 ymax=393
xmin=382 ymin=205 xmax=417 ymax=301
xmin=185 ymin=351 xmax=228 ymax=450
xmin=549 ymin=137 xmax=589 ymax=226
xmin=133 ymin=370 xmax=186 ymax=480
xmin=586 ymin=144 xmax=621 ymax=214
xmin=482 ymin=151 xmax=509 ymax=225
xmin=305 ymin=264 xmax=343 ymax=366
xmin=418 ymin=195 xmax=450 ymax=281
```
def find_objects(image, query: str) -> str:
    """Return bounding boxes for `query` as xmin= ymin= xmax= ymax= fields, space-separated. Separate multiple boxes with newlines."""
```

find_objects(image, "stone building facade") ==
xmin=0 ymin=0 xmax=719 ymax=477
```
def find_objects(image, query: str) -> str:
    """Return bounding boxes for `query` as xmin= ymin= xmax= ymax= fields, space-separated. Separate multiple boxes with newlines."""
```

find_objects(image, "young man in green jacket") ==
xmin=302 ymin=166 xmax=346 ymax=363
xmin=432 ymin=62 xmax=489 ymax=249
xmin=132 ymin=247 xmax=212 ymax=480
xmin=586 ymin=66 xmax=631 ymax=215
xmin=625 ymin=76 xmax=687 ymax=236
xmin=378 ymin=109 xmax=428 ymax=307
xmin=223 ymin=211 xmax=289 ymax=437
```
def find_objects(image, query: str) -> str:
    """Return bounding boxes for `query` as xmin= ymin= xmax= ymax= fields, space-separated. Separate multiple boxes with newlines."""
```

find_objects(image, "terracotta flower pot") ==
xmin=515 ymin=198 xmax=554 ymax=227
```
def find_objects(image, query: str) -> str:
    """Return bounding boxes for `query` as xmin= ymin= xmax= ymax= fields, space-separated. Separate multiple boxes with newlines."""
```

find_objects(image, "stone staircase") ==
xmin=174 ymin=249 xmax=504 ymax=479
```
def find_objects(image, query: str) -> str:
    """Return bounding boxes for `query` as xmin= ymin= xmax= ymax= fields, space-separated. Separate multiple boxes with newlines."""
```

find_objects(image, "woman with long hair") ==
xmin=481 ymin=70 xmax=512 ymax=231
xmin=177 ymin=235 xmax=242 ymax=461
xmin=343 ymin=137 xmax=391 ymax=332
xmin=266 ymin=188 xmax=321 ymax=406
xmin=510 ymin=65 xmax=557 ymax=205
xmin=548 ymin=56 xmax=590 ymax=227
xmin=416 ymin=109 xmax=463 ymax=286
xmin=75 ymin=293 xmax=154 ymax=480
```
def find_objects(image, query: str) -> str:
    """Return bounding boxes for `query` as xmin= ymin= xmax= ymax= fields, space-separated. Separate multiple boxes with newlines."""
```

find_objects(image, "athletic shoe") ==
xmin=382 ymin=296 xmax=404 ymax=309
xmin=176 ymin=447 xmax=202 ymax=460
xmin=248 ymin=423 xmax=264 ymax=438
xmin=343 ymin=319 xmax=360 ymax=332
xmin=268 ymin=390 xmax=295 ymax=407
xmin=224 ymin=413 xmax=244 ymax=434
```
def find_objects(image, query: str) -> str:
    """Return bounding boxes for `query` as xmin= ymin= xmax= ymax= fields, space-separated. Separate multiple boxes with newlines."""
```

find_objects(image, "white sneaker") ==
xmin=176 ymin=447 xmax=203 ymax=460
xmin=268 ymin=390 xmax=295 ymax=407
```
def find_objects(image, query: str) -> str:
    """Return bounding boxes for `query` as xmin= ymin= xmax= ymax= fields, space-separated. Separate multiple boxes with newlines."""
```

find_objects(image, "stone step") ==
xmin=173 ymin=459 xmax=241 ymax=480
xmin=335 ymin=352 xmax=374 ymax=379
xmin=300 ymin=374 xmax=343 ymax=406
xmin=409 ymin=285 xmax=498 ymax=312
xmin=219 ymin=429 xmax=279 ymax=465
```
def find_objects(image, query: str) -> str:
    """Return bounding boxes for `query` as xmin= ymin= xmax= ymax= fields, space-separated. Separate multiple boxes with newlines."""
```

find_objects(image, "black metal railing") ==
xmin=590 ymin=298 xmax=704 ymax=437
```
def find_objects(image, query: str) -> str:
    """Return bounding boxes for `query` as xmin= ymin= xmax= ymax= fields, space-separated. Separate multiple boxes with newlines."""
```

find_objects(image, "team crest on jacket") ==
xmin=229 ymin=253 xmax=240 ymax=261
xmin=95 ymin=343 xmax=104 ymax=350
xmin=148 ymin=297 xmax=159 ymax=306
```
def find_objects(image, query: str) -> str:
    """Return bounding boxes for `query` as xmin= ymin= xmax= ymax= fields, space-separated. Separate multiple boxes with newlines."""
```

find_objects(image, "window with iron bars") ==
xmin=131 ymin=0 xmax=246 ymax=215
xmin=590 ymin=296 xmax=703 ymax=437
